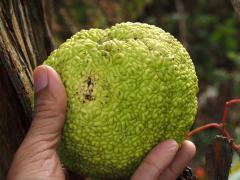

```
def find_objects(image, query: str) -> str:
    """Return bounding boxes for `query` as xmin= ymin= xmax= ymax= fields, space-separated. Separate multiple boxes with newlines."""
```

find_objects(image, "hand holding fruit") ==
xmin=7 ymin=66 xmax=195 ymax=180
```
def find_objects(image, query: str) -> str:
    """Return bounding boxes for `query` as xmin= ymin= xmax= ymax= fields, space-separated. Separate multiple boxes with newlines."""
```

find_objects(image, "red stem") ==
xmin=187 ymin=123 xmax=222 ymax=137
xmin=222 ymin=99 xmax=240 ymax=126
xmin=187 ymin=99 xmax=240 ymax=155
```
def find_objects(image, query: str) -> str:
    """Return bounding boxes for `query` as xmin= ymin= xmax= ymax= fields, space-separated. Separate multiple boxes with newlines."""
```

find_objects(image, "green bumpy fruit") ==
xmin=44 ymin=22 xmax=198 ymax=179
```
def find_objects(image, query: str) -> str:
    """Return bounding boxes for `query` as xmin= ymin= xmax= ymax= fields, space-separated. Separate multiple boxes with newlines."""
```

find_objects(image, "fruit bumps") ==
xmin=44 ymin=22 xmax=198 ymax=179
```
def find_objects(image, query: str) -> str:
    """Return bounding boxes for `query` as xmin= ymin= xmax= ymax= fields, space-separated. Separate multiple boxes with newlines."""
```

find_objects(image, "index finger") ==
xmin=158 ymin=140 xmax=196 ymax=179
xmin=131 ymin=140 xmax=178 ymax=180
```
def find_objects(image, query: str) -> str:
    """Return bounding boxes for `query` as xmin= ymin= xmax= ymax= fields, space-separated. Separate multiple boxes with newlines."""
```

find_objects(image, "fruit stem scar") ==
xmin=187 ymin=98 xmax=240 ymax=155
xmin=84 ymin=77 xmax=94 ymax=101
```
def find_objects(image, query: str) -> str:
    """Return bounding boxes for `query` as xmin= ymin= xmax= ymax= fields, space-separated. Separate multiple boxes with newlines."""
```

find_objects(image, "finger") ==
xmin=24 ymin=65 xmax=67 ymax=147
xmin=131 ymin=140 xmax=179 ymax=180
xmin=7 ymin=65 xmax=67 ymax=179
xmin=158 ymin=140 xmax=196 ymax=180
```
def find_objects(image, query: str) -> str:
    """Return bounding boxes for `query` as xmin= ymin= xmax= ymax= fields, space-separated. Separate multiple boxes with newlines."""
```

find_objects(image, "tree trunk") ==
xmin=175 ymin=0 xmax=188 ymax=50
xmin=0 ymin=0 xmax=54 ymax=179
xmin=231 ymin=0 xmax=240 ymax=18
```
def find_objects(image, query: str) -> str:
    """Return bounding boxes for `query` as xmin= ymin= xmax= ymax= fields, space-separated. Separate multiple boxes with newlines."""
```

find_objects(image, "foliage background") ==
xmin=50 ymin=0 xmax=240 ymax=178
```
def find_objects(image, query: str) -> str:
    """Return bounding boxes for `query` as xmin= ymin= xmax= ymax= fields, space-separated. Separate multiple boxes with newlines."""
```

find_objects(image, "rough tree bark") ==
xmin=0 ymin=0 xmax=54 ymax=179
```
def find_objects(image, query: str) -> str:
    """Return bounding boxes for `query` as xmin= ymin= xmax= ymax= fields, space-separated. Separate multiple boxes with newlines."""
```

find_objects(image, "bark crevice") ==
xmin=0 ymin=0 xmax=54 ymax=179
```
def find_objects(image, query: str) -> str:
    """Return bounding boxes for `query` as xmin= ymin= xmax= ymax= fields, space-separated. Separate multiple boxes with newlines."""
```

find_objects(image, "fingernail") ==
xmin=34 ymin=66 xmax=48 ymax=93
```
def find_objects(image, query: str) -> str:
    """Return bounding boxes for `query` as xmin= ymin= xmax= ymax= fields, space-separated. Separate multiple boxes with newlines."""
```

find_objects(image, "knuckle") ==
xmin=33 ymin=100 xmax=65 ymax=120
xmin=143 ymin=159 xmax=161 ymax=172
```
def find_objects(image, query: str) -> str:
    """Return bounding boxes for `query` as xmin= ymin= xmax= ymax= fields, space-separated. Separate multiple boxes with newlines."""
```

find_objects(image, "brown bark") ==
xmin=205 ymin=136 xmax=233 ymax=180
xmin=175 ymin=0 xmax=188 ymax=50
xmin=231 ymin=0 xmax=240 ymax=17
xmin=0 ymin=0 xmax=54 ymax=179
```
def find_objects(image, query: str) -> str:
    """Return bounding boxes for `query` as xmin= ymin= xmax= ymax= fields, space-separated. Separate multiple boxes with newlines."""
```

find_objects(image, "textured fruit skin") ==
xmin=44 ymin=22 xmax=198 ymax=179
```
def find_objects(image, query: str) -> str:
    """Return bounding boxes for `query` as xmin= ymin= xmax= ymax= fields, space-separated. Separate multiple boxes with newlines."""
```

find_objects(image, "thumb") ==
xmin=7 ymin=65 xmax=67 ymax=180
xmin=24 ymin=65 xmax=67 ymax=148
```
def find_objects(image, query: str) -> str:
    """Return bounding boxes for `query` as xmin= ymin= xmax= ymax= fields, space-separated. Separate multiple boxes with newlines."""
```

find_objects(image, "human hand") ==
xmin=7 ymin=65 xmax=67 ymax=180
xmin=7 ymin=65 xmax=195 ymax=180
xmin=131 ymin=140 xmax=196 ymax=180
